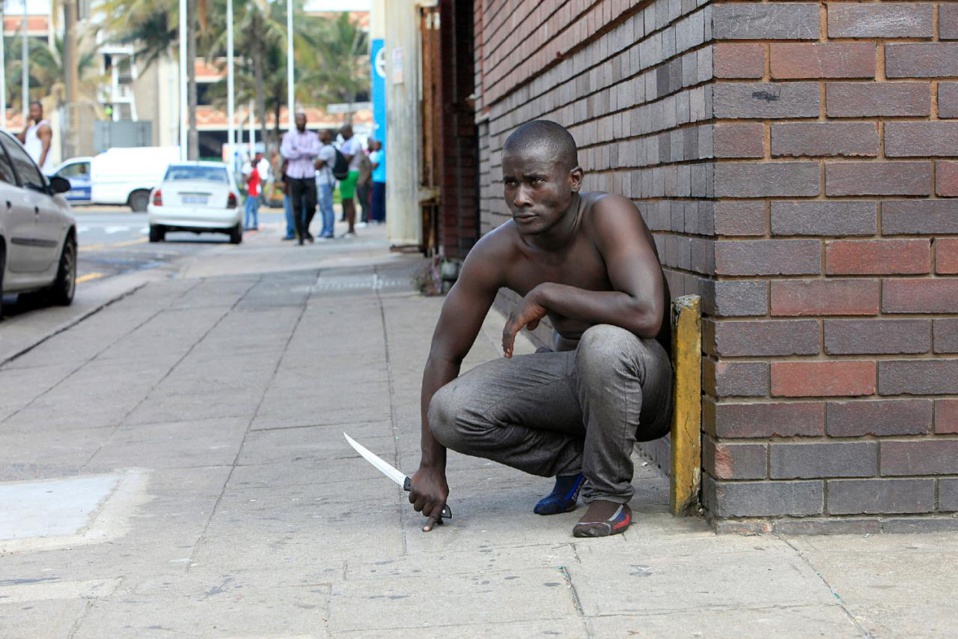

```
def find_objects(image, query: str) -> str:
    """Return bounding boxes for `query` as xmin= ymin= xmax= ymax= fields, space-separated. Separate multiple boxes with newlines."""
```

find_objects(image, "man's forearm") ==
xmin=419 ymin=355 xmax=460 ymax=470
xmin=532 ymin=282 xmax=662 ymax=338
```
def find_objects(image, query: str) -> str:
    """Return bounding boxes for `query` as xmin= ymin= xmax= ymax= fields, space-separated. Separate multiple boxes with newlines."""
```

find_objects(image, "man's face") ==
xmin=295 ymin=113 xmax=307 ymax=131
xmin=319 ymin=130 xmax=332 ymax=144
xmin=341 ymin=126 xmax=353 ymax=140
xmin=502 ymin=145 xmax=582 ymax=235
xmin=29 ymin=104 xmax=42 ymax=123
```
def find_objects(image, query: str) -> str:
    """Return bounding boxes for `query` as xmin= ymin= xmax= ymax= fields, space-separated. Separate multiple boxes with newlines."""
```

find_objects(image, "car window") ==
xmin=0 ymin=145 xmax=17 ymax=185
xmin=0 ymin=135 xmax=46 ymax=191
xmin=163 ymin=165 xmax=229 ymax=184
xmin=58 ymin=162 xmax=90 ymax=179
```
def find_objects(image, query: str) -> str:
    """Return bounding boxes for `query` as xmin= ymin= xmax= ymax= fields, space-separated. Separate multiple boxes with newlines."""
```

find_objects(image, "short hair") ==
xmin=30 ymin=101 xmax=42 ymax=110
xmin=503 ymin=120 xmax=578 ymax=171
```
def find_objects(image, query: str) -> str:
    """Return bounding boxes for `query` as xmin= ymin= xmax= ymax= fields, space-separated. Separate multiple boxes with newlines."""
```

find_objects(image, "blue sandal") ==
xmin=534 ymin=473 xmax=585 ymax=515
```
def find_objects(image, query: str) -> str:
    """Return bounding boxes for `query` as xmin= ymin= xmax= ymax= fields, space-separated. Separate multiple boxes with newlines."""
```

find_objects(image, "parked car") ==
xmin=0 ymin=130 xmax=77 ymax=317
xmin=50 ymin=146 xmax=180 ymax=211
xmin=147 ymin=162 xmax=243 ymax=244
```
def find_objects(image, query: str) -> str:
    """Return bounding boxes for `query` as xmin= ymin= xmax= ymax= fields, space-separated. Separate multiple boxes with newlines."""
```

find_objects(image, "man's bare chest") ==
xmin=507 ymin=239 xmax=612 ymax=296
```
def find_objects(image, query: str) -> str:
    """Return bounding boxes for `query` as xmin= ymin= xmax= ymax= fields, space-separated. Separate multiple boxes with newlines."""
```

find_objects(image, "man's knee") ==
xmin=577 ymin=325 xmax=638 ymax=368
xmin=427 ymin=383 xmax=461 ymax=449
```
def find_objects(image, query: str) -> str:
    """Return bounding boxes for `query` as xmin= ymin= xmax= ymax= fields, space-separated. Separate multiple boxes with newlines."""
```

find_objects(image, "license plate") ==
xmin=181 ymin=195 xmax=209 ymax=205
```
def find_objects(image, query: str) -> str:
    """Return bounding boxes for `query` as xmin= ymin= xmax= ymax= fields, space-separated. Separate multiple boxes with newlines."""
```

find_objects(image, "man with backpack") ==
xmin=313 ymin=129 xmax=339 ymax=240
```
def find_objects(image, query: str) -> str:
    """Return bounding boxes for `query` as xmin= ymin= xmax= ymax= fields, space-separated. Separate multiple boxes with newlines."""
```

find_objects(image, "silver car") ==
xmin=147 ymin=162 xmax=243 ymax=244
xmin=0 ymin=130 xmax=77 ymax=318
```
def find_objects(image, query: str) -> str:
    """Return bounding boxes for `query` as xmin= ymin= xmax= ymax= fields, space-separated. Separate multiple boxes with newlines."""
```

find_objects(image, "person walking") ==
xmin=280 ymin=111 xmax=321 ymax=245
xmin=313 ymin=129 xmax=338 ymax=240
xmin=18 ymin=101 xmax=53 ymax=173
xmin=369 ymin=139 xmax=386 ymax=225
xmin=355 ymin=139 xmax=374 ymax=226
xmin=338 ymin=124 xmax=362 ymax=238
xmin=241 ymin=153 xmax=262 ymax=231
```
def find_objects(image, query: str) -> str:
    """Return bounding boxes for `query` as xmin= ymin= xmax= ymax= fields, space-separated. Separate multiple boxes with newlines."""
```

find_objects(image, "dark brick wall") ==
xmin=473 ymin=0 xmax=958 ymax=530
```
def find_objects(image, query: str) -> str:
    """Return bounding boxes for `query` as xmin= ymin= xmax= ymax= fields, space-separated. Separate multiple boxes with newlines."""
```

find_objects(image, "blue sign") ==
xmin=371 ymin=39 xmax=387 ymax=147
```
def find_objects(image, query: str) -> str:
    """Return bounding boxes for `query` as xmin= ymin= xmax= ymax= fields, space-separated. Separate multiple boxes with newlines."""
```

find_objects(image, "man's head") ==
xmin=29 ymin=101 xmax=43 ymax=124
xmin=501 ymin=120 xmax=583 ymax=235
xmin=319 ymin=129 xmax=333 ymax=144
xmin=294 ymin=111 xmax=307 ymax=132
xmin=341 ymin=124 xmax=353 ymax=140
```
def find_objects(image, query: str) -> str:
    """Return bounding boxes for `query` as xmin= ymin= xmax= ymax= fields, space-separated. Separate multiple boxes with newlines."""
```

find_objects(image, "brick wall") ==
xmin=473 ymin=0 xmax=958 ymax=531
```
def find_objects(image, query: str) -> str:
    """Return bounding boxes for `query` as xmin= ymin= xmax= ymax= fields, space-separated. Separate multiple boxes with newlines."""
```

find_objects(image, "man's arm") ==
xmin=502 ymin=195 xmax=665 ymax=356
xmin=409 ymin=240 xmax=505 ymax=531
xmin=280 ymin=133 xmax=300 ymax=160
xmin=37 ymin=124 xmax=52 ymax=169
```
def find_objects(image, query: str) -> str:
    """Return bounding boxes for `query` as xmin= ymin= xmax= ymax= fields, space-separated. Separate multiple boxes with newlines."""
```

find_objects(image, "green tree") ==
xmin=298 ymin=12 xmax=369 ymax=114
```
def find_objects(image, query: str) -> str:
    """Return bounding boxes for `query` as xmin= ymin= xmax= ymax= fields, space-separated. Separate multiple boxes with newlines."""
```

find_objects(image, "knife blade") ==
xmin=344 ymin=432 xmax=452 ymax=520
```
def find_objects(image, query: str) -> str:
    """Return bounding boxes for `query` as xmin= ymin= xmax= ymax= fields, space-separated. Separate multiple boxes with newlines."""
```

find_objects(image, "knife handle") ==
xmin=403 ymin=476 xmax=453 ymax=520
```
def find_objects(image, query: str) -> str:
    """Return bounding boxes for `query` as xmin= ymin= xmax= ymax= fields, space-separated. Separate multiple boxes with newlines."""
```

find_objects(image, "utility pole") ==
xmin=63 ymin=0 xmax=79 ymax=158
xmin=21 ymin=0 xmax=29 ymax=126
xmin=0 ymin=2 xmax=6 ymax=130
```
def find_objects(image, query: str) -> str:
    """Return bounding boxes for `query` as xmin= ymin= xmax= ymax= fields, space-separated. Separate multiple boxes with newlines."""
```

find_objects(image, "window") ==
xmin=0 ymin=146 xmax=17 ymax=185
xmin=0 ymin=135 xmax=46 ymax=192
xmin=57 ymin=162 xmax=90 ymax=179
xmin=163 ymin=165 xmax=229 ymax=184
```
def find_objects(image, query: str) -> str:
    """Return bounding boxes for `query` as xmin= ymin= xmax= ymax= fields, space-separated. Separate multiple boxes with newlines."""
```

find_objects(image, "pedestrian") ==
xmin=17 ymin=101 xmax=53 ymax=173
xmin=408 ymin=120 xmax=673 ymax=538
xmin=280 ymin=111 xmax=321 ymax=245
xmin=369 ymin=139 xmax=386 ymax=225
xmin=241 ymin=153 xmax=262 ymax=231
xmin=355 ymin=139 xmax=374 ymax=226
xmin=313 ymin=129 xmax=337 ymax=240
xmin=338 ymin=124 xmax=362 ymax=238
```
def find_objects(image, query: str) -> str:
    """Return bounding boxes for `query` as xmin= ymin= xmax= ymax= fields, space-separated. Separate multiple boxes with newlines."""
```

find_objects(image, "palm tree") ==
xmin=297 ymin=12 xmax=370 ymax=118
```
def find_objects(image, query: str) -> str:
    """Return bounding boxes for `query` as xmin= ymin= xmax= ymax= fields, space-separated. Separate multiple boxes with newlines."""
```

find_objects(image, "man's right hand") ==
xmin=408 ymin=466 xmax=449 ymax=532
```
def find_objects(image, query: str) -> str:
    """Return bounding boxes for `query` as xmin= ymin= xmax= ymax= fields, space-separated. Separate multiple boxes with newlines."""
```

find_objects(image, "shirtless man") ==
xmin=409 ymin=120 xmax=673 ymax=538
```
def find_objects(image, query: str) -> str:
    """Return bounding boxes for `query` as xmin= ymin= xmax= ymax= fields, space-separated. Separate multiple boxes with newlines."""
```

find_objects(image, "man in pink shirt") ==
xmin=280 ymin=111 xmax=321 ymax=244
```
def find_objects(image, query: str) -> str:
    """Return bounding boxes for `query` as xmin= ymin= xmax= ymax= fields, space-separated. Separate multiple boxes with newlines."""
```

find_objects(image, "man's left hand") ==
xmin=502 ymin=292 xmax=547 ymax=358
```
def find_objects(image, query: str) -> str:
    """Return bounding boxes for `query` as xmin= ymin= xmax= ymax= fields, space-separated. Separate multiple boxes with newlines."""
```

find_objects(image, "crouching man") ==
xmin=409 ymin=120 xmax=672 ymax=538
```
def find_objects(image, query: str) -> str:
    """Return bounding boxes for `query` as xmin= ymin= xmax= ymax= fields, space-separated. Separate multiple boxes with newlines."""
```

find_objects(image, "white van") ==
xmin=51 ymin=146 xmax=180 ymax=212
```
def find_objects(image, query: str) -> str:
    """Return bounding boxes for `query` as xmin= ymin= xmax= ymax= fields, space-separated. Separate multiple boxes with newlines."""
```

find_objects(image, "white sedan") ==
xmin=0 ymin=130 xmax=77 ymax=318
xmin=147 ymin=162 xmax=243 ymax=244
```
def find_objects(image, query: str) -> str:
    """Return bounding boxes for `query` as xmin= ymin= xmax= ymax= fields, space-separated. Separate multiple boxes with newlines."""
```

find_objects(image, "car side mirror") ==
xmin=49 ymin=175 xmax=71 ymax=194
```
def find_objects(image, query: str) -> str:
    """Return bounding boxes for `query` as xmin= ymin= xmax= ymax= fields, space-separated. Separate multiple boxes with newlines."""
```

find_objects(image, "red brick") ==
xmin=825 ymin=239 xmax=931 ymax=275
xmin=771 ymin=279 xmax=880 ymax=317
xmin=936 ymin=238 xmax=958 ymax=274
xmin=942 ymin=4 xmax=958 ymax=40
xmin=937 ymin=399 xmax=958 ymax=434
xmin=715 ymin=320 xmax=820 ymax=357
xmin=772 ymin=123 xmax=878 ymax=158
xmin=703 ymin=438 xmax=768 ymax=480
xmin=937 ymin=161 xmax=958 ymax=198
xmin=771 ymin=361 xmax=876 ymax=398
xmin=828 ymin=3 xmax=934 ymax=39
xmin=770 ymin=442 xmax=878 ymax=479
xmin=826 ymin=82 xmax=931 ymax=118
xmin=714 ymin=123 xmax=765 ymax=158
xmin=878 ymin=360 xmax=958 ymax=395
xmin=715 ymin=239 xmax=821 ymax=276
xmin=939 ymin=83 xmax=958 ymax=118
xmin=886 ymin=43 xmax=958 ymax=78
xmin=934 ymin=319 xmax=958 ymax=353
xmin=882 ymin=440 xmax=958 ymax=476
xmin=771 ymin=43 xmax=876 ymax=79
xmin=826 ymin=162 xmax=932 ymax=197
xmin=882 ymin=201 xmax=958 ymax=234
xmin=824 ymin=319 xmax=931 ymax=355
xmin=827 ymin=399 xmax=933 ymax=437
xmin=713 ymin=43 xmax=765 ymax=79
xmin=883 ymin=279 xmax=958 ymax=313
xmin=707 ymin=400 xmax=825 ymax=438
xmin=771 ymin=201 xmax=877 ymax=237
xmin=886 ymin=122 xmax=958 ymax=157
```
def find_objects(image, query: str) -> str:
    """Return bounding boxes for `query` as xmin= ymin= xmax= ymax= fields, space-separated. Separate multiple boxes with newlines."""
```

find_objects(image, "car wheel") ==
xmin=149 ymin=224 xmax=165 ymax=243
xmin=229 ymin=223 xmax=243 ymax=245
xmin=128 ymin=190 xmax=150 ymax=213
xmin=49 ymin=236 xmax=76 ymax=306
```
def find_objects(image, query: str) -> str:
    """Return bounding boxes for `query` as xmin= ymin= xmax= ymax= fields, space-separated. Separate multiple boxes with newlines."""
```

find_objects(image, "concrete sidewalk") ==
xmin=0 ymin=221 xmax=955 ymax=638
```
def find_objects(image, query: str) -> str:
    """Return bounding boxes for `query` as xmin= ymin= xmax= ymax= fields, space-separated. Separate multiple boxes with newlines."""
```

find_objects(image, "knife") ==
xmin=344 ymin=432 xmax=453 ymax=520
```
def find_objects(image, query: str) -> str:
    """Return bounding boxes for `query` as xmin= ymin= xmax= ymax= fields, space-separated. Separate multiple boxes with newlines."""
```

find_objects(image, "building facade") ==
xmin=418 ymin=0 xmax=958 ymax=531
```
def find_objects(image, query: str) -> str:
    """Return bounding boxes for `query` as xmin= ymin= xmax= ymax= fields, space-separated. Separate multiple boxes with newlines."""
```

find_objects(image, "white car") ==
xmin=147 ymin=162 xmax=243 ymax=243
xmin=0 ymin=130 xmax=77 ymax=318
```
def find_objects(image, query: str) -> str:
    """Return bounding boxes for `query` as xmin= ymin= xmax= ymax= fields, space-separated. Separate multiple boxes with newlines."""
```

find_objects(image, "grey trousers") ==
xmin=428 ymin=324 xmax=673 ymax=504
